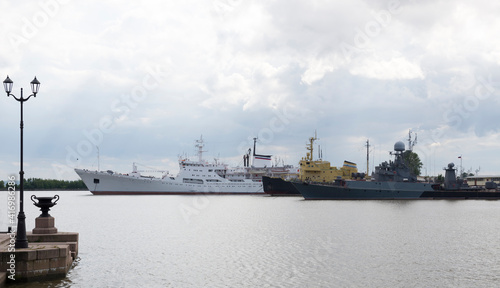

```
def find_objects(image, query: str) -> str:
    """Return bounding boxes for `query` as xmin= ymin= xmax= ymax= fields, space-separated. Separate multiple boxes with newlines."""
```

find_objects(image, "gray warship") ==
xmin=293 ymin=141 xmax=500 ymax=200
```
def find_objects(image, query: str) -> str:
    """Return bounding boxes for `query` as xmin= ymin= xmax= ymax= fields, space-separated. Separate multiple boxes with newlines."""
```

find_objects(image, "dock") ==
xmin=0 ymin=224 xmax=78 ymax=285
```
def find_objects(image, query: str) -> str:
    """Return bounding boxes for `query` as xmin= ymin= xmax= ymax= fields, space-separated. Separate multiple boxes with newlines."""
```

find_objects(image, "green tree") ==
xmin=403 ymin=150 xmax=423 ymax=176
xmin=21 ymin=178 xmax=86 ymax=190
xmin=436 ymin=174 xmax=444 ymax=183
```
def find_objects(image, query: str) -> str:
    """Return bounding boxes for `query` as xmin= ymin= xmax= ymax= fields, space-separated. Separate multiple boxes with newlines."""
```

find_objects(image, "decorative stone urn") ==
xmin=31 ymin=195 xmax=59 ymax=234
xmin=31 ymin=195 xmax=59 ymax=217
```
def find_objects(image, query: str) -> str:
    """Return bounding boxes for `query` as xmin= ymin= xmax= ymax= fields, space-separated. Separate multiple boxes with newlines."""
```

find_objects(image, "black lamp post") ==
xmin=3 ymin=75 xmax=40 ymax=249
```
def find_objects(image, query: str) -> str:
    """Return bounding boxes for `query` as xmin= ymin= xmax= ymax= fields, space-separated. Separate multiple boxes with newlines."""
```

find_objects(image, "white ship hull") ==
xmin=74 ymin=136 xmax=296 ymax=195
xmin=75 ymin=168 xmax=264 ymax=195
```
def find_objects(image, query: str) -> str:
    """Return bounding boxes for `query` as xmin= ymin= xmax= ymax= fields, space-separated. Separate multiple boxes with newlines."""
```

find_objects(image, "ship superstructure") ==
xmin=228 ymin=137 xmax=297 ymax=182
xmin=298 ymin=133 xmax=359 ymax=182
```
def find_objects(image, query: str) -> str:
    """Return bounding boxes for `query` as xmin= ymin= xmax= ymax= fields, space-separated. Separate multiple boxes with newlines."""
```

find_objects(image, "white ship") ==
xmin=75 ymin=137 xmax=293 ymax=195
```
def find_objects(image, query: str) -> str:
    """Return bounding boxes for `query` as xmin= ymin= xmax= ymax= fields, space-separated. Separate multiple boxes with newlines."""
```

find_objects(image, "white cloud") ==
xmin=301 ymin=54 xmax=344 ymax=85
xmin=349 ymin=55 xmax=424 ymax=80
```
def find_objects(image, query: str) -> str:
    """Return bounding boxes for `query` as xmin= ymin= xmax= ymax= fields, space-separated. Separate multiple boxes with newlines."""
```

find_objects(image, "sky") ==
xmin=1 ymin=0 xmax=500 ymax=181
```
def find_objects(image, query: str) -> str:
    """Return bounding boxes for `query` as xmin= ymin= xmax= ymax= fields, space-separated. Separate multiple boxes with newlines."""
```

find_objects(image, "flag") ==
xmin=343 ymin=161 xmax=357 ymax=168
xmin=254 ymin=154 xmax=271 ymax=161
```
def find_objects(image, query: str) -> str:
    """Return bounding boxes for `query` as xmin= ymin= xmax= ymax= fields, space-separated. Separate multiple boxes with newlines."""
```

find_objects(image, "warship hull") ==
xmin=293 ymin=181 xmax=500 ymax=200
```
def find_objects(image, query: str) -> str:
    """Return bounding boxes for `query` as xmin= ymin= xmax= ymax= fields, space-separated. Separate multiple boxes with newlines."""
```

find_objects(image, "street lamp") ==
xmin=3 ymin=75 xmax=40 ymax=249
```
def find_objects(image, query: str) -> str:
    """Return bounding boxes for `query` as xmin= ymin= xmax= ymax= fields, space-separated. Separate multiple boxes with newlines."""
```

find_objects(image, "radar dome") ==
xmin=394 ymin=141 xmax=405 ymax=152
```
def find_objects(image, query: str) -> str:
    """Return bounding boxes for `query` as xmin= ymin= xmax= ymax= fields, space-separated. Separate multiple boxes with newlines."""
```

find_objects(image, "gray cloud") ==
xmin=1 ymin=0 xmax=500 ymax=179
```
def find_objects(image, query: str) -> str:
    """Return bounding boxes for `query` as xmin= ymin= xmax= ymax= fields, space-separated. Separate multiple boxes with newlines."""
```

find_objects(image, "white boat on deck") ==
xmin=75 ymin=137 xmax=293 ymax=195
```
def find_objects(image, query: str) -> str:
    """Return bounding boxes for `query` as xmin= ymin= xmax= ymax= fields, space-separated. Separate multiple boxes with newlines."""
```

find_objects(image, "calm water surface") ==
xmin=7 ymin=191 xmax=500 ymax=287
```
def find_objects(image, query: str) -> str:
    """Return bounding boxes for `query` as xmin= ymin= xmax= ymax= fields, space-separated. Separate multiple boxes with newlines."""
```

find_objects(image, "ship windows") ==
xmin=94 ymin=178 xmax=100 ymax=184
xmin=183 ymin=178 xmax=203 ymax=184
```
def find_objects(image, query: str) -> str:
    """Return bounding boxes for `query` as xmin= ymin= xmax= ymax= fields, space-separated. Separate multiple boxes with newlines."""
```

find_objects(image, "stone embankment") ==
xmin=0 ymin=215 xmax=78 ymax=285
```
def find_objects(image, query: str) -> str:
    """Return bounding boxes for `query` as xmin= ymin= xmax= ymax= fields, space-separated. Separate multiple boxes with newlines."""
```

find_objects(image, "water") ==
xmin=7 ymin=191 xmax=500 ymax=287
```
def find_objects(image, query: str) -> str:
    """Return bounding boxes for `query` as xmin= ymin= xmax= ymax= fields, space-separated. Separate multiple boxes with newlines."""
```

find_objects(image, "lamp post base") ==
xmin=15 ymin=211 xmax=29 ymax=249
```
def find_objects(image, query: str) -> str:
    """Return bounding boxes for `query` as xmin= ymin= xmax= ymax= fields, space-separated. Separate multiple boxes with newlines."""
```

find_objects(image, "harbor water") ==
xmin=5 ymin=191 xmax=500 ymax=287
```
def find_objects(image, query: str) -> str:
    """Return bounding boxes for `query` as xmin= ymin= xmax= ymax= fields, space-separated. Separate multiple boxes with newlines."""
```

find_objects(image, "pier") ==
xmin=0 ymin=212 xmax=78 ymax=285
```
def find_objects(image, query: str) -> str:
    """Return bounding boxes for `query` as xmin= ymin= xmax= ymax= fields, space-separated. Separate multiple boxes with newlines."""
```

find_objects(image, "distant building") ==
xmin=465 ymin=175 xmax=500 ymax=186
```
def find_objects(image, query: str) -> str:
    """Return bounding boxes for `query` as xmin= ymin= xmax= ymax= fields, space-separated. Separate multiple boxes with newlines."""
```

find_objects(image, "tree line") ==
xmin=0 ymin=178 xmax=87 ymax=190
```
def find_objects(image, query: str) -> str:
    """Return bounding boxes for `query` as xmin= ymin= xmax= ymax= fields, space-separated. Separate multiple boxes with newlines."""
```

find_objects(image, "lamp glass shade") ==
xmin=3 ymin=76 xmax=13 ymax=94
xmin=30 ymin=77 xmax=40 ymax=94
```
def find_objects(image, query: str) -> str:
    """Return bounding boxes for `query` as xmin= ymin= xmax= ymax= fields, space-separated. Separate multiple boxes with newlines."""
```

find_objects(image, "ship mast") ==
xmin=305 ymin=131 xmax=318 ymax=161
xmin=195 ymin=135 xmax=207 ymax=163
xmin=407 ymin=129 xmax=417 ymax=151
xmin=96 ymin=145 xmax=100 ymax=172
xmin=365 ymin=139 xmax=370 ymax=175
xmin=253 ymin=137 xmax=257 ymax=156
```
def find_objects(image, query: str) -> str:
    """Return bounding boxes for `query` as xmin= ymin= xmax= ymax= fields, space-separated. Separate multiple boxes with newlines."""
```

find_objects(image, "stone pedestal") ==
xmin=32 ymin=216 xmax=58 ymax=234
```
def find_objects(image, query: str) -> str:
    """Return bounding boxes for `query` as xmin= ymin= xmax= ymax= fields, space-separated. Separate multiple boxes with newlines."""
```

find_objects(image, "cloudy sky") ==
xmin=1 ymin=0 xmax=500 ymax=181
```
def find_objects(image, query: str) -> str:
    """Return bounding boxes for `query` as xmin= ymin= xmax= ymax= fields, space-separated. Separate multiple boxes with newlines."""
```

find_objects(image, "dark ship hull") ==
xmin=293 ymin=181 xmax=500 ymax=200
xmin=262 ymin=176 xmax=300 ymax=196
